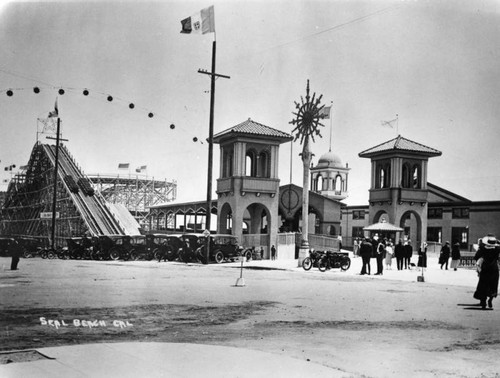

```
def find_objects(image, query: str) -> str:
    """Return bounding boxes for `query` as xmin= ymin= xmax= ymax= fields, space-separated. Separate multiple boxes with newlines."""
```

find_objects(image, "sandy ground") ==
xmin=1 ymin=254 xmax=500 ymax=377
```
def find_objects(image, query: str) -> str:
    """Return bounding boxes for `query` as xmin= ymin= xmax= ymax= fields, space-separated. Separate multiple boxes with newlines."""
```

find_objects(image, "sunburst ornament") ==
xmin=289 ymin=80 xmax=327 ymax=145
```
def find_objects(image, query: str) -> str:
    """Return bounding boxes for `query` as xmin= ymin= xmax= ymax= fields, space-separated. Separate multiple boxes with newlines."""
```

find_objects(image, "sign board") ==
xmin=203 ymin=229 xmax=211 ymax=237
xmin=40 ymin=212 xmax=59 ymax=219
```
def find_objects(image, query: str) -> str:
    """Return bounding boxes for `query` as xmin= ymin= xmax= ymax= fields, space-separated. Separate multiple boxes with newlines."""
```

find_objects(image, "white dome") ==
xmin=317 ymin=151 xmax=342 ymax=167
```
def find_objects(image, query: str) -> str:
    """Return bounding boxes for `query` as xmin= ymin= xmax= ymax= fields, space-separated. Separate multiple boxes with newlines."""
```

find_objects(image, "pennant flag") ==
xmin=118 ymin=163 xmax=130 ymax=169
xmin=319 ymin=105 xmax=332 ymax=119
xmin=135 ymin=165 xmax=148 ymax=173
xmin=381 ymin=118 xmax=397 ymax=128
xmin=180 ymin=5 xmax=215 ymax=34
xmin=48 ymin=99 xmax=59 ymax=118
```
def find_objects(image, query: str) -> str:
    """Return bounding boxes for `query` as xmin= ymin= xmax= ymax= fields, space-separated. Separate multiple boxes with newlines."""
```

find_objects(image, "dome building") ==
xmin=310 ymin=150 xmax=350 ymax=201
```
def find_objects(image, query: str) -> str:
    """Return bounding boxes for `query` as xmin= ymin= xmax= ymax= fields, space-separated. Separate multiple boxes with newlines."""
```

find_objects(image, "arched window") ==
xmin=258 ymin=150 xmax=270 ymax=178
xmin=402 ymin=163 xmax=411 ymax=188
xmin=412 ymin=164 xmax=421 ymax=189
xmin=222 ymin=150 xmax=233 ymax=178
xmin=335 ymin=175 xmax=342 ymax=193
xmin=316 ymin=175 xmax=323 ymax=191
xmin=245 ymin=150 xmax=257 ymax=177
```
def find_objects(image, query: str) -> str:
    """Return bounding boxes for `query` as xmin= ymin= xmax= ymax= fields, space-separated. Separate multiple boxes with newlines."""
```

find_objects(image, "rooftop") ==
xmin=213 ymin=118 xmax=293 ymax=143
xmin=358 ymin=135 xmax=442 ymax=158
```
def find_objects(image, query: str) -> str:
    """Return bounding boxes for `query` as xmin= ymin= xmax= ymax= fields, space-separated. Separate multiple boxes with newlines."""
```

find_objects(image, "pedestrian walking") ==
xmin=359 ymin=238 xmax=372 ymax=275
xmin=404 ymin=240 xmax=413 ymax=269
xmin=9 ymin=238 xmax=22 ymax=270
xmin=375 ymin=238 xmax=386 ymax=275
xmin=417 ymin=242 xmax=428 ymax=271
xmin=395 ymin=239 xmax=405 ymax=270
xmin=385 ymin=240 xmax=394 ymax=270
xmin=271 ymin=245 xmax=276 ymax=260
xmin=353 ymin=238 xmax=360 ymax=258
xmin=473 ymin=235 xmax=499 ymax=309
xmin=450 ymin=242 xmax=461 ymax=271
xmin=439 ymin=241 xmax=451 ymax=270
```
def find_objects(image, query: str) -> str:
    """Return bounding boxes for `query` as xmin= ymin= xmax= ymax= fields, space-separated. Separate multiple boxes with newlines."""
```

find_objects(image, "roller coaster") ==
xmin=0 ymin=142 xmax=176 ymax=248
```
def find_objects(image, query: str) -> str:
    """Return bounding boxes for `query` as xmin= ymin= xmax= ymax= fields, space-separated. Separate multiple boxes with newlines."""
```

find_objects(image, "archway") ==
xmin=218 ymin=202 xmax=233 ymax=234
xmin=399 ymin=210 xmax=422 ymax=247
xmin=244 ymin=203 xmax=270 ymax=234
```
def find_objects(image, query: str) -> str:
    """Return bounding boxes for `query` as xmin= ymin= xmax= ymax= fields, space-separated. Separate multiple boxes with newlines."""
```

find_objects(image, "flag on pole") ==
xmin=180 ymin=5 xmax=215 ymax=34
xmin=319 ymin=105 xmax=332 ymax=119
xmin=135 ymin=165 xmax=147 ymax=173
xmin=48 ymin=99 xmax=59 ymax=118
xmin=381 ymin=118 xmax=397 ymax=128
xmin=118 ymin=163 xmax=130 ymax=169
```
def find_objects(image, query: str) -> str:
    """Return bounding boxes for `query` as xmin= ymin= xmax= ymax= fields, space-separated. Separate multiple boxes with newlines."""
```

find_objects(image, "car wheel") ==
xmin=153 ymin=248 xmax=162 ymax=261
xmin=129 ymin=249 xmax=138 ymax=261
xmin=214 ymin=250 xmax=224 ymax=264
xmin=109 ymin=248 xmax=120 ymax=261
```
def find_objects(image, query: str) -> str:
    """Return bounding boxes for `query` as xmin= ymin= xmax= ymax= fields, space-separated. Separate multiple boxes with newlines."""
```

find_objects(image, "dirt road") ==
xmin=1 ymin=257 xmax=499 ymax=377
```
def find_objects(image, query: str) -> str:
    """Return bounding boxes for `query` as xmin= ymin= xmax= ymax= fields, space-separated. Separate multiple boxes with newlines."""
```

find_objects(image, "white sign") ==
xmin=40 ymin=212 xmax=59 ymax=219
xmin=203 ymin=229 xmax=210 ymax=237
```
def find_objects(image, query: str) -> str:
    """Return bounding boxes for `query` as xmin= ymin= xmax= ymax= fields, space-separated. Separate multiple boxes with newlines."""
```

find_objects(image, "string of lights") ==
xmin=0 ymin=84 xmax=204 ymax=145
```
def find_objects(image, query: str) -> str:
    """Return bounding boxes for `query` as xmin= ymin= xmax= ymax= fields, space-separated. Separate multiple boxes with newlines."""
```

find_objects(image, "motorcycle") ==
xmin=302 ymin=249 xmax=325 ymax=271
xmin=318 ymin=251 xmax=351 ymax=272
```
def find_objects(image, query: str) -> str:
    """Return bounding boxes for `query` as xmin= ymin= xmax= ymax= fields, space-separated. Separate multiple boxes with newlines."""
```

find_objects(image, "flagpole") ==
xmin=328 ymin=101 xmax=333 ymax=152
xmin=396 ymin=114 xmax=399 ymax=135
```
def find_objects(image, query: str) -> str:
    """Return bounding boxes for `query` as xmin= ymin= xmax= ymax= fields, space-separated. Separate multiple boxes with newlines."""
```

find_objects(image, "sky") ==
xmin=1 ymin=0 xmax=500 ymax=206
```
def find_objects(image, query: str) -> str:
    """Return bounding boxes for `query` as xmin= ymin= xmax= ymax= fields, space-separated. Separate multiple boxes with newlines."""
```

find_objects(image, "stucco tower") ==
xmin=359 ymin=135 xmax=441 ymax=246
xmin=214 ymin=119 xmax=292 ymax=257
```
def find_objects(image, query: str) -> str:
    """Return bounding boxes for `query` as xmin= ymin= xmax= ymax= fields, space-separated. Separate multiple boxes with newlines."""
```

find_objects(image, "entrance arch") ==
xmin=399 ymin=210 xmax=422 ymax=247
xmin=218 ymin=202 xmax=233 ymax=234
xmin=243 ymin=203 xmax=270 ymax=235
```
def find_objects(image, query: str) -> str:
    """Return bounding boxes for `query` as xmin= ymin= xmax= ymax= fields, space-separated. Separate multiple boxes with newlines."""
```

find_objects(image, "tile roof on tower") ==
xmin=358 ymin=135 xmax=442 ymax=158
xmin=213 ymin=118 xmax=292 ymax=143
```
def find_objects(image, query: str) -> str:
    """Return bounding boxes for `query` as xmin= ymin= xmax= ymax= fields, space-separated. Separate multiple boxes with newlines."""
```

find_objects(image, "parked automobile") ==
xmin=128 ymin=235 xmax=148 ymax=260
xmin=16 ymin=236 xmax=49 ymax=258
xmin=103 ymin=235 xmax=133 ymax=261
xmin=155 ymin=235 xmax=184 ymax=261
xmin=178 ymin=234 xmax=205 ymax=263
xmin=195 ymin=234 xmax=245 ymax=264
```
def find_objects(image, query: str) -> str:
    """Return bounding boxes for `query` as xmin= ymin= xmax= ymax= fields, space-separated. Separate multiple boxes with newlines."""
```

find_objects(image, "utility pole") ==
xmin=46 ymin=114 xmax=68 ymax=251
xmin=198 ymin=40 xmax=230 ymax=264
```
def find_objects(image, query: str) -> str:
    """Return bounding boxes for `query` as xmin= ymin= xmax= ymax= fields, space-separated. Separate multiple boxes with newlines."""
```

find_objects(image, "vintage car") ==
xmin=195 ymin=234 xmax=246 ymax=264
xmin=178 ymin=233 xmax=205 ymax=263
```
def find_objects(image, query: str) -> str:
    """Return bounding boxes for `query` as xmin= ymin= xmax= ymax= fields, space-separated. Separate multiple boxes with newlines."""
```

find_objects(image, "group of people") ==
xmin=357 ymin=235 xmax=415 ymax=276
xmin=438 ymin=241 xmax=462 ymax=270
xmin=356 ymin=233 xmax=499 ymax=310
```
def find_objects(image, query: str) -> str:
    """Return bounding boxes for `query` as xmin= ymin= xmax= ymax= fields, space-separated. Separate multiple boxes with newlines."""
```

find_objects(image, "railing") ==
xmin=308 ymin=234 xmax=340 ymax=251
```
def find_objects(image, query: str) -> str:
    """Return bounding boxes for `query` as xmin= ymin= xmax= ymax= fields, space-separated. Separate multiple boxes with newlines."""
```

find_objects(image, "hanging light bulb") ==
xmin=83 ymin=89 xmax=89 ymax=96
xmin=129 ymin=103 xmax=135 ymax=109
xmin=148 ymin=112 xmax=154 ymax=118
xmin=193 ymin=137 xmax=198 ymax=142
xmin=33 ymin=87 xmax=40 ymax=94
xmin=107 ymin=96 xmax=113 ymax=102
xmin=58 ymin=88 xmax=65 ymax=95
xmin=170 ymin=124 xmax=175 ymax=129
xmin=6 ymin=90 xmax=13 ymax=96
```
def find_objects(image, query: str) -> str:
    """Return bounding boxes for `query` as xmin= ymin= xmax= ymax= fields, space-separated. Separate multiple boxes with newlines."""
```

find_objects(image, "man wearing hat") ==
xmin=439 ymin=241 xmax=451 ymax=270
xmin=473 ymin=235 xmax=500 ymax=309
